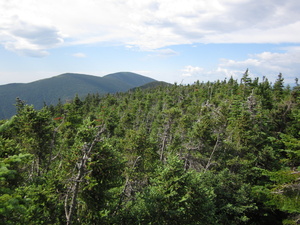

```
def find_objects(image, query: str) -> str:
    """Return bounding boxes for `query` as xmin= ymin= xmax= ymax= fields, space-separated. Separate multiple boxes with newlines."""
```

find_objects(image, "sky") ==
xmin=0 ymin=0 xmax=300 ymax=85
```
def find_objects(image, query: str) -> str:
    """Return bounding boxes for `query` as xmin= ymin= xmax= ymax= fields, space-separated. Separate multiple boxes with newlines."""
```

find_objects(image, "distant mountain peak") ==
xmin=0 ymin=72 xmax=157 ymax=119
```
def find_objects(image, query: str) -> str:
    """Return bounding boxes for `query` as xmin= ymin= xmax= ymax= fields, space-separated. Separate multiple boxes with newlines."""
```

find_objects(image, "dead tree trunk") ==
xmin=46 ymin=119 xmax=65 ymax=172
xmin=204 ymin=135 xmax=220 ymax=173
xmin=160 ymin=120 xmax=171 ymax=162
xmin=112 ymin=155 xmax=141 ymax=216
xmin=65 ymin=126 xmax=105 ymax=225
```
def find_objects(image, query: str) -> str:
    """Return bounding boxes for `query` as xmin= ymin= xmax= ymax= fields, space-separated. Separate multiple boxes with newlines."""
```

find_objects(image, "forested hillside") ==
xmin=1 ymin=72 xmax=300 ymax=224
xmin=0 ymin=72 xmax=156 ymax=119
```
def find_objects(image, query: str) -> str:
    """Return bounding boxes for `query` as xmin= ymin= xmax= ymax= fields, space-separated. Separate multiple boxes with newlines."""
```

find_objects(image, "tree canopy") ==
xmin=1 ymin=73 xmax=299 ymax=224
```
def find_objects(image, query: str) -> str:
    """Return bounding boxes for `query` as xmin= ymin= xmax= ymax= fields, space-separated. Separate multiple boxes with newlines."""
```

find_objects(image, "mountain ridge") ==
xmin=0 ymin=72 xmax=158 ymax=119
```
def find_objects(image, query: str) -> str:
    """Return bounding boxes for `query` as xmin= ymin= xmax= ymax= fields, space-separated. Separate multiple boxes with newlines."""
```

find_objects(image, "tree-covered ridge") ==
xmin=0 ymin=73 xmax=299 ymax=224
xmin=0 ymin=72 xmax=157 ymax=119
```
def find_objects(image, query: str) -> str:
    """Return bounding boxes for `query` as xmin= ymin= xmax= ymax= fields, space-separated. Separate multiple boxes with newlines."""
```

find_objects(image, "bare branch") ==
xmin=204 ymin=135 xmax=220 ymax=173
xmin=64 ymin=126 xmax=106 ymax=225
xmin=112 ymin=156 xmax=141 ymax=216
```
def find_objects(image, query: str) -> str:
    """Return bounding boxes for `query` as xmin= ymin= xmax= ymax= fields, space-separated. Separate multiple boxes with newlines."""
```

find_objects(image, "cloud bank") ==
xmin=0 ymin=15 xmax=63 ymax=57
xmin=219 ymin=47 xmax=300 ymax=83
xmin=0 ymin=0 xmax=299 ymax=84
xmin=181 ymin=46 xmax=300 ymax=84
xmin=1 ymin=0 xmax=300 ymax=56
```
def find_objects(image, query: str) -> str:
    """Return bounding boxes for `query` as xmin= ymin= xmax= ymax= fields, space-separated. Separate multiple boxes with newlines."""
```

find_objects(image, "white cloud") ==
xmin=1 ymin=0 xmax=300 ymax=55
xmin=182 ymin=65 xmax=204 ymax=77
xmin=180 ymin=46 xmax=300 ymax=84
xmin=146 ymin=48 xmax=179 ymax=58
xmin=217 ymin=47 xmax=300 ymax=83
xmin=0 ymin=16 xmax=63 ymax=57
xmin=205 ymin=47 xmax=300 ymax=84
xmin=72 ymin=53 xmax=86 ymax=58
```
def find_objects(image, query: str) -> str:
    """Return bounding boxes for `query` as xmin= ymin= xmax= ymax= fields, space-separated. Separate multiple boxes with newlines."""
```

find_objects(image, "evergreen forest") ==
xmin=1 ymin=72 xmax=300 ymax=224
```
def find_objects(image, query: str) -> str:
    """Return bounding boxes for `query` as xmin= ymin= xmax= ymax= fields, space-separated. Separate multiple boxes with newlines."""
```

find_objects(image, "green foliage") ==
xmin=120 ymin=155 xmax=216 ymax=225
xmin=0 ymin=153 xmax=32 ymax=224
xmin=1 ymin=73 xmax=299 ymax=224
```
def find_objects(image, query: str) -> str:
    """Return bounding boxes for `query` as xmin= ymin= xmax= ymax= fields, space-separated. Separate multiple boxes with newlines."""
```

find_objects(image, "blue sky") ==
xmin=0 ymin=0 xmax=299 ymax=85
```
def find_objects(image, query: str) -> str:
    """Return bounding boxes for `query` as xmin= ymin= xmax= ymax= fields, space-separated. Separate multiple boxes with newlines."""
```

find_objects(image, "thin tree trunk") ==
xmin=112 ymin=156 xmax=141 ymax=216
xmin=160 ymin=121 xmax=171 ymax=162
xmin=46 ymin=119 xmax=64 ymax=172
xmin=160 ymin=135 xmax=167 ymax=162
xmin=204 ymin=135 xmax=220 ymax=173
xmin=65 ymin=126 xmax=105 ymax=225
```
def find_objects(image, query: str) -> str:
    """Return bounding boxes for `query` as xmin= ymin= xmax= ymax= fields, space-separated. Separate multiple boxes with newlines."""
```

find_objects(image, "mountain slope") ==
xmin=0 ymin=72 xmax=156 ymax=119
xmin=130 ymin=81 xmax=172 ymax=91
xmin=103 ymin=72 xmax=155 ymax=87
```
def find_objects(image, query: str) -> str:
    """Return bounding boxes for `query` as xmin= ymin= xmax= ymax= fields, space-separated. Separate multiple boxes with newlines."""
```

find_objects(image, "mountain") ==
xmin=0 ymin=72 xmax=157 ymax=119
